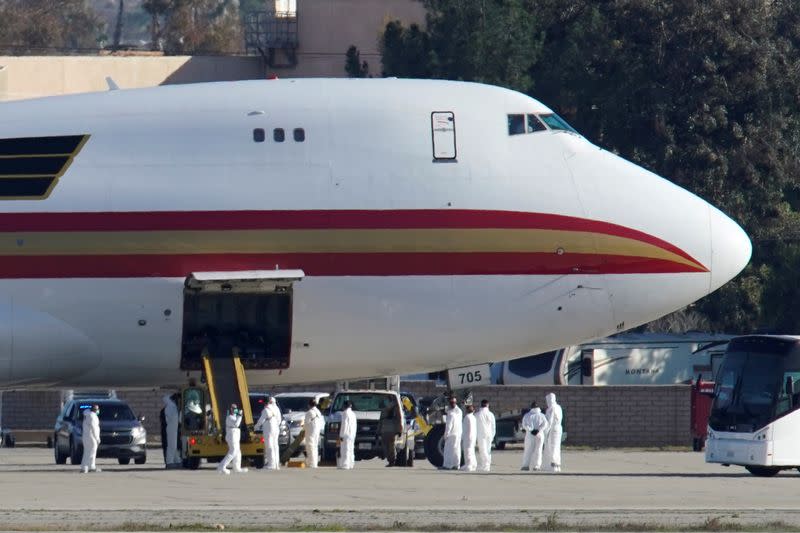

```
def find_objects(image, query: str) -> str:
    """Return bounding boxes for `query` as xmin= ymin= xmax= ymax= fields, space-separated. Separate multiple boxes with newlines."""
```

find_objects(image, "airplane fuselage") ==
xmin=0 ymin=79 xmax=750 ymax=388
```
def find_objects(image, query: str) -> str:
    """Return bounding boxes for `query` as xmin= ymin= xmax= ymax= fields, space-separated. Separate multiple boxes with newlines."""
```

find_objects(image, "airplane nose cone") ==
xmin=709 ymin=206 xmax=752 ymax=293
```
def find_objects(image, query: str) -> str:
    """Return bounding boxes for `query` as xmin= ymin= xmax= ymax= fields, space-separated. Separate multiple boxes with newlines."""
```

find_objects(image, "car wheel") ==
xmin=134 ymin=455 xmax=147 ymax=465
xmin=69 ymin=438 xmax=82 ymax=465
xmin=54 ymin=436 xmax=67 ymax=465
xmin=186 ymin=456 xmax=201 ymax=470
xmin=496 ymin=441 xmax=506 ymax=450
xmin=253 ymin=456 xmax=265 ymax=469
xmin=745 ymin=465 xmax=781 ymax=477
xmin=118 ymin=458 xmax=131 ymax=465
xmin=423 ymin=424 xmax=445 ymax=468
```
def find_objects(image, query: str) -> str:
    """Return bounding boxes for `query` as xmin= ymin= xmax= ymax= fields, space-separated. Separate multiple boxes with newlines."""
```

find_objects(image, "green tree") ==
xmin=345 ymin=45 xmax=369 ymax=78
xmin=0 ymin=0 xmax=102 ymax=53
xmin=380 ymin=21 xmax=433 ymax=78
xmin=156 ymin=0 xmax=242 ymax=54
xmin=142 ymin=0 xmax=170 ymax=50
xmin=381 ymin=0 xmax=543 ymax=91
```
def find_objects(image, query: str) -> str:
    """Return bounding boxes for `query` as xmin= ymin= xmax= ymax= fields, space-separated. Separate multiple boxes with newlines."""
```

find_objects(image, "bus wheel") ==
xmin=745 ymin=465 xmax=780 ymax=477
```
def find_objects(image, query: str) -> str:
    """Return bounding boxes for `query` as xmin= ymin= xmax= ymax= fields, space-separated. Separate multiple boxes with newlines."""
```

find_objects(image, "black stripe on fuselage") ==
xmin=0 ymin=135 xmax=86 ymax=156
xmin=0 ymin=156 xmax=70 ymax=176
xmin=0 ymin=177 xmax=55 ymax=197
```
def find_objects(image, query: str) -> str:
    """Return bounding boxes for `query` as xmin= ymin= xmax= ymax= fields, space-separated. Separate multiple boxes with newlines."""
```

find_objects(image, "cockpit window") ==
xmin=507 ymin=114 xmax=525 ymax=136
xmin=527 ymin=114 xmax=547 ymax=133
xmin=539 ymin=113 xmax=578 ymax=133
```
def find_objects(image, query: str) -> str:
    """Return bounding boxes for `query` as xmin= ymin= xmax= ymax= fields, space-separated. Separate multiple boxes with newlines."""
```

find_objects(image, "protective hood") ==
xmin=532 ymin=407 xmax=542 ymax=414
xmin=545 ymin=393 xmax=557 ymax=407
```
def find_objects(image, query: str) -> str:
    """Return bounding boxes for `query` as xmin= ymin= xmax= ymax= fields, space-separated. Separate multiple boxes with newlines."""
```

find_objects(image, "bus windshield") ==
xmin=709 ymin=337 xmax=800 ymax=432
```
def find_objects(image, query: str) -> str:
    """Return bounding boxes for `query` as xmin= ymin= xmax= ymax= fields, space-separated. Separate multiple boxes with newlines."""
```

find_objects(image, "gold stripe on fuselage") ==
xmin=0 ymin=228 xmax=704 ymax=270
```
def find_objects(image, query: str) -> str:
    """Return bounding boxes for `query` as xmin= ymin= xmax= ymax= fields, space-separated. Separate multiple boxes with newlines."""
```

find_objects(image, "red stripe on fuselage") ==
xmin=0 ymin=209 xmax=700 ymax=266
xmin=0 ymin=252 xmax=704 ymax=279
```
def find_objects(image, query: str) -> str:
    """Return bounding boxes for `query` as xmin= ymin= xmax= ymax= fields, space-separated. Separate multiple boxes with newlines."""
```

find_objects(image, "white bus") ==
xmin=705 ymin=335 xmax=800 ymax=476
xmin=499 ymin=333 xmax=732 ymax=386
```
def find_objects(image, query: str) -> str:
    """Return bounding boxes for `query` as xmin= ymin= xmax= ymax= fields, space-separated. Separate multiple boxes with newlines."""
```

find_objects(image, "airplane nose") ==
xmin=708 ymin=206 xmax=752 ymax=293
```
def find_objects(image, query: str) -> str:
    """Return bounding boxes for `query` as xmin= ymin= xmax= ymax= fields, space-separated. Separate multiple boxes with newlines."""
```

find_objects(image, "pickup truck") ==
xmin=322 ymin=390 xmax=415 ymax=466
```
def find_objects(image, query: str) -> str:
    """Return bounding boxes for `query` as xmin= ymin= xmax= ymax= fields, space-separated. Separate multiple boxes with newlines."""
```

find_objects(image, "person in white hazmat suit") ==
xmin=441 ymin=397 xmax=462 ymax=470
xmin=520 ymin=401 xmax=549 ymax=471
xmin=338 ymin=400 xmax=357 ymax=469
xmin=475 ymin=399 xmax=496 ymax=472
xmin=163 ymin=394 xmax=181 ymax=469
xmin=543 ymin=392 xmax=563 ymax=472
xmin=459 ymin=404 xmax=477 ymax=472
xmin=80 ymin=404 xmax=101 ymax=473
xmin=255 ymin=396 xmax=282 ymax=470
xmin=303 ymin=398 xmax=325 ymax=468
xmin=217 ymin=403 xmax=248 ymax=474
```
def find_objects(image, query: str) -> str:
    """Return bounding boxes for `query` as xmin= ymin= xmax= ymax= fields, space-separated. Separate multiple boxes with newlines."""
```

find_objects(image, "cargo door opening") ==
xmin=180 ymin=270 xmax=304 ymax=371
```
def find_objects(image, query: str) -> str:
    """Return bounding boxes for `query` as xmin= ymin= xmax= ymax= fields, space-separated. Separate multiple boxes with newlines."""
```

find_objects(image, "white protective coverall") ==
xmin=255 ymin=398 xmax=282 ymax=470
xmin=217 ymin=411 xmax=246 ymax=474
xmin=303 ymin=405 xmax=325 ymax=468
xmin=521 ymin=407 xmax=549 ymax=470
xmin=543 ymin=393 xmax=563 ymax=472
xmin=442 ymin=405 xmax=462 ymax=469
xmin=475 ymin=406 xmax=496 ymax=472
xmin=460 ymin=411 xmax=477 ymax=472
xmin=163 ymin=395 xmax=180 ymax=467
xmin=80 ymin=408 xmax=101 ymax=473
xmin=338 ymin=406 xmax=357 ymax=469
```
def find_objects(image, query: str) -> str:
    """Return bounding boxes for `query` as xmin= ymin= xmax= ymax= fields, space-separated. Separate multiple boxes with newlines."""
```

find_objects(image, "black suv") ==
xmin=54 ymin=399 xmax=147 ymax=465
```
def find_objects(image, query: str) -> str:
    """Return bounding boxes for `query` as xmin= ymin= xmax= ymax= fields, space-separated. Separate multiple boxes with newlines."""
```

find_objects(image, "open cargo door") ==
xmin=181 ymin=270 xmax=304 ymax=371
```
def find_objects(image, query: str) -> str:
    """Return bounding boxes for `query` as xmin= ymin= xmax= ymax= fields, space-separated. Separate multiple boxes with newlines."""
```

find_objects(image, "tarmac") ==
xmin=1 ymin=447 xmax=799 ymax=531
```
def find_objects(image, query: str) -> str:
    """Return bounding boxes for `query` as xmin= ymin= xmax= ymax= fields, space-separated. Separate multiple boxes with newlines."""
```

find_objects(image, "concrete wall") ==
xmin=0 ymin=0 xmax=426 ymax=101
xmin=1 ymin=383 xmax=692 ymax=448
xmin=279 ymin=0 xmax=426 ymax=77
xmin=396 ymin=383 xmax=693 ymax=448
xmin=0 ymin=55 xmax=266 ymax=101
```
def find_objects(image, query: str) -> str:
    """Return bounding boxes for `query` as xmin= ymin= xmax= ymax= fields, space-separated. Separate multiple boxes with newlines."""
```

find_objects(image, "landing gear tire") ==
xmin=118 ymin=458 xmax=131 ymax=465
xmin=745 ymin=465 xmax=781 ymax=477
xmin=54 ymin=437 xmax=67 ymax=465
xmin=424 ymin=424 xmax=445 ymax=468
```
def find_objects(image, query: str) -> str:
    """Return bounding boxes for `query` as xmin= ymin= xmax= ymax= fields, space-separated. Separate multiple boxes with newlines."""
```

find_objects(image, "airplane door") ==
xmin=431 ymin=112 xmax=457 ymax=161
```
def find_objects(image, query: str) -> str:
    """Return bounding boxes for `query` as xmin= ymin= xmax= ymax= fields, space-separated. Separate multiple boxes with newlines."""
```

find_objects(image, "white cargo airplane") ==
xmin=0 ymin=78 xmax=750 ymax=389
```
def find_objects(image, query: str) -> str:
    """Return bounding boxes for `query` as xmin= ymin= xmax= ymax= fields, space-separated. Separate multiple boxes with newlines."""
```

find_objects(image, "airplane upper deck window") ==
xmin=539 ymin=113 xmax=578 ymax=134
